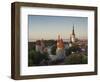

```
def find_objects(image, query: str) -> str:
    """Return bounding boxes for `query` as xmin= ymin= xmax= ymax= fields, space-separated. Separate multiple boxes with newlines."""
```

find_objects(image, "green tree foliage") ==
xmin=28 ymin=49 xmax=37 ymax=66
xmin=51 ymin=45 xmax=56 ymax=55
xmin=28 ymin=49 xmax=49 ymax=66
xmin=65 ymin=54 xmax=87 ymax=64
xmin=44 ymin=40 xmax=56 ymax=46
xmin=28 ymin=41 xmax=88 ymax=66
xmin=82 ymin=54 xmax=87 ymax=64
xmin=28 ymin=42 xmax=35 ymax=51
xmin=65 ymin=44 xmax=80 ymax=56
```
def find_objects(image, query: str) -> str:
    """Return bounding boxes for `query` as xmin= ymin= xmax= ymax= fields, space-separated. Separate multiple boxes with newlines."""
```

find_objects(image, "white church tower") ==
xmin=70 ymin=25 xmax=76 ymax=43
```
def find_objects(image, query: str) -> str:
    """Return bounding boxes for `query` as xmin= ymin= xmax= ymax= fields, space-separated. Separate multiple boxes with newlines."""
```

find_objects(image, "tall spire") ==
xmin=72 ymin=24 xmax=75 ymax=35
xmin=58 ymin=35 xmax=60 ymax=40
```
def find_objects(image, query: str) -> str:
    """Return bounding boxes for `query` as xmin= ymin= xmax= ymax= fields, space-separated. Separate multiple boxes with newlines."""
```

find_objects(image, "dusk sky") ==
xmin=28 ymin=15 xmax=88 ymax=42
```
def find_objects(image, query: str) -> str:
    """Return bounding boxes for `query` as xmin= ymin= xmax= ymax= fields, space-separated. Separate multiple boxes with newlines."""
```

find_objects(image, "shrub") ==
xmin=65 ymin=54 xmax=82 ymax=64
xmin=28 ymin=49 xmax=37 ymax=66
xmin=51 ymin=45 xmax=56 ymax=55
xmin=28 ymin=49 xmax=49 ymax=66
xmin=65 ymin=54 xmax=87 ymax=64
xmin=82 ymin=54 xmax=88 ymax=64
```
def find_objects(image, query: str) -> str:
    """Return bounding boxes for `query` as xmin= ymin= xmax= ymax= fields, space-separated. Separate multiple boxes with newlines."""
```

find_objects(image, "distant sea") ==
xmin=29 ymin=38 xmax=87 ymax=42
xmin=29 ymin=39 xmax=70 ymax=42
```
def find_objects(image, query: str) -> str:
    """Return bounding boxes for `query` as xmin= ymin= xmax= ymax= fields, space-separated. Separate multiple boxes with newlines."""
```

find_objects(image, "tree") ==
xmin=51 ymin=45 xmax=56 ymax=55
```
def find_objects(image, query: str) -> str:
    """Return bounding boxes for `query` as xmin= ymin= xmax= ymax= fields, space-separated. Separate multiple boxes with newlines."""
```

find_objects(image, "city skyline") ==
xmin=28 ymin=15 xmax=88 ymax=42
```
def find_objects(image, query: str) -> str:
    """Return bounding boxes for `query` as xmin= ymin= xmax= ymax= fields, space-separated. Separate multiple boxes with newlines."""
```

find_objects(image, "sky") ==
xmin=28 ymin=15 xmax=88 ymax=42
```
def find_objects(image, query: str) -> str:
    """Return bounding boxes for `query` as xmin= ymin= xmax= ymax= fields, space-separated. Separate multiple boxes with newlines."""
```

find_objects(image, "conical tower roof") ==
xmin=57 ymin=35 xmax=64 ymax=49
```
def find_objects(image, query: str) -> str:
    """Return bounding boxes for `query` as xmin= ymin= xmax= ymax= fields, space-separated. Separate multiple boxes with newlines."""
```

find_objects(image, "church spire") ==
xmin=58 ymin=35 xmax=60 ymax=40
xmin=72 ymin=24 xmax=75 ymax=35
xmin=70 ymin=24 xmax=76 ymax=43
